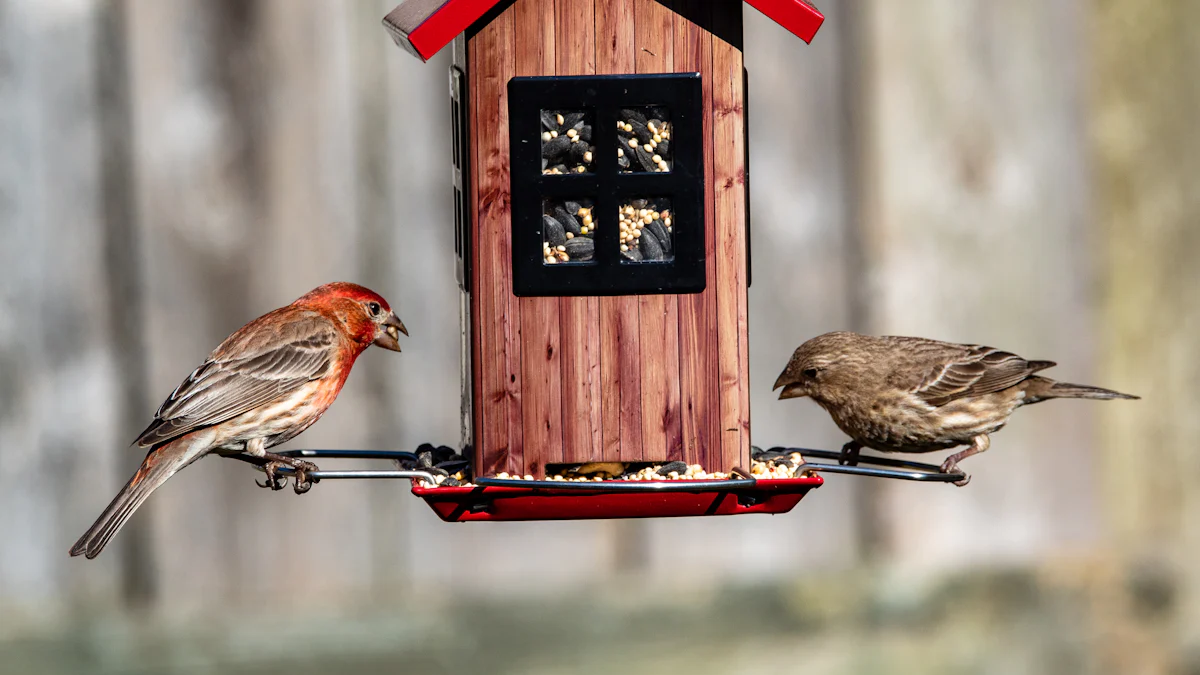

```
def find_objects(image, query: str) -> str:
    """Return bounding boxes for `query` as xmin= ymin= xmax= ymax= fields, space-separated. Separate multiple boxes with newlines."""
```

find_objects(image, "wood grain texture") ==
xmin=712 ymin=30 xmax=749 ymax=472
xmin=470 ymin=5 xmax=522 ymax=476
xmin=672 ymin=0 xmax=719 ymax=469
xmin=633 ymin=0 xmax=681 ymax=462
xmin=516 ymin=0 xmax=561 ymax=476
xmin=595 ymin=0 xmax=643 ymax=463
xmin=554 ymin=0 xmax=602 ymax=465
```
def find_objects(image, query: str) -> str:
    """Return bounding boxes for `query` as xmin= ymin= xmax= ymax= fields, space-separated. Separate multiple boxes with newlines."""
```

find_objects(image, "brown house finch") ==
xmin=773 ymin=331 xmax=1137 ymax=486
xmin=70 ymin=282 xmax=407 ymax=559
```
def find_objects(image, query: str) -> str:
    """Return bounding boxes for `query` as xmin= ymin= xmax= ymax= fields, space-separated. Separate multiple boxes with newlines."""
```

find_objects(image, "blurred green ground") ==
xmin=3 ymin=563 xmax=1183 ymax=675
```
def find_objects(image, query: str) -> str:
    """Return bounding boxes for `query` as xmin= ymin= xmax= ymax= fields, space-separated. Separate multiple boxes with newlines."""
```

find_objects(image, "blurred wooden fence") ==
xmin=1 ymin=1 xmax=1191 ymax=652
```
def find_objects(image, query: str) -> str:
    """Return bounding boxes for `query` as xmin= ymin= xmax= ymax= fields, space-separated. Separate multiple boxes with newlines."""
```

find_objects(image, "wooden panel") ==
xmin=595 ymin=0 xmax=642 ymax=463
xmin=470 ymin=5 xmax=522 ymax=476
xmin=712 ymin=30 xmax=749 ymax=472
xmin=516 ymin=0 xmax=561 ymax=477
xmin=555 ymin=0 xmax=602 ymax=465
xmin=672 ymin=0 xmax=719 ymax=469
xmin=634 ymin=0 xmax=681 ymax=462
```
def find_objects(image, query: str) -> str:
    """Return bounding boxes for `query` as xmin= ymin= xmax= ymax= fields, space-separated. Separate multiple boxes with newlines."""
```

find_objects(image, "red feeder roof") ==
xmin=383 ymin=0 xmax=825 ymax=62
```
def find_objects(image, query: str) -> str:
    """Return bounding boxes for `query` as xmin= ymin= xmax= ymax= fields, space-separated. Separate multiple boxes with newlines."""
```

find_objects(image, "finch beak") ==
xmin=374 ymin=313 xmax=408 ymax=352
xmin=774 ymin=372 xmax=806 ymax=400
xmin=777 ymin=384 xmax=806 ymax=400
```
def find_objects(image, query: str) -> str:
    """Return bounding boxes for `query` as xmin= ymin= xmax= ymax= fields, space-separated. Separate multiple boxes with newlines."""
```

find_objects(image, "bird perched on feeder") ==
xmin=773 ymin=331 xmax=1138 ymax=486
xmin=70 ymin=282 xmax=407 ymax=560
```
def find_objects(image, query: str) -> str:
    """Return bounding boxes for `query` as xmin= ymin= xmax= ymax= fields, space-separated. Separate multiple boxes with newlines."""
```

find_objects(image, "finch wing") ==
xmin=134 ymin=310 xmax=339 ymax=448
xmin=906 ymin=343 xmax=1056 ymax=407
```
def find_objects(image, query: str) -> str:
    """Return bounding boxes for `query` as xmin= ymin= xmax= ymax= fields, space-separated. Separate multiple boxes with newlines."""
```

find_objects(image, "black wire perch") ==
xmin=229 ymin=446 xmax=966 ymax=488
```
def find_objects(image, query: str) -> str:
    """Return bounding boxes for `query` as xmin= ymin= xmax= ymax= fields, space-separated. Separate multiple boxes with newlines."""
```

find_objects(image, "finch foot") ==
xmin=838 ymin=441 xmax=862 ymax=467
xmin=256 ymin=454 xmax=320 ymax=494
xmin=939 ymin=459 xmax=970 ymax=487
xmin=258 ymin=462 xmax=289 ymax=491
xmin=291 ymin=460 xmax=319 ymax=495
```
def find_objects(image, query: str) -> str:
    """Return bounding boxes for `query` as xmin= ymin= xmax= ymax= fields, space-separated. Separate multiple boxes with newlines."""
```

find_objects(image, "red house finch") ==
xmin=70 ymin=282 xmax=407 ymax=559
xmin=773 ymin=332 xmax=1138 ymax=485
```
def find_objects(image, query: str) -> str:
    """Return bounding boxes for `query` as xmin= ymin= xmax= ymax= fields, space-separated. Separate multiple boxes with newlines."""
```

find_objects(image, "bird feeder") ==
xmin=241 ymin=0 xmax=964 ymax=522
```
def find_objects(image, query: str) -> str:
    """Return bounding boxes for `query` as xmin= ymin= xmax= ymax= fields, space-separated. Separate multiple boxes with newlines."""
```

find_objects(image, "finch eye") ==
xmin=802 ymin=368 xmax=819 ymax=379
xmin=367 ymin=302 xmax=381 ymax=317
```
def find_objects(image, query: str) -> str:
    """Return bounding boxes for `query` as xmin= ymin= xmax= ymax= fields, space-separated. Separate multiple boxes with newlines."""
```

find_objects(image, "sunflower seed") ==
xmin=543 ymin=215 xmax=566 ymax=247
xmin=565 ymin=237 xmax=595 ymax=261
xmin=629 ymin=120 xmax=653 ymax=145
xmin=645 ymin=219 xmax=671 ymax=254
xmin=634 ymin=146 xmax=657 ymax=172
xmin=542 ymin=135 xmax=571 ymax=160
xmin=553 ymin=207 xmax=582 ymax=234
xmin=640 ymin=231 xmax=664 ymax=260
xmin=656 ymin=461 xmax=688 ymax=476
xmin=620 ymin=108 xmax=648 ymax=125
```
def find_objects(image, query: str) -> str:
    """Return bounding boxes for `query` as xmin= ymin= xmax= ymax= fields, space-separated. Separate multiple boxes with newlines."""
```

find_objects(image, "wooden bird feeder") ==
xmin=246 ymin=0 xmax=964 ymax=522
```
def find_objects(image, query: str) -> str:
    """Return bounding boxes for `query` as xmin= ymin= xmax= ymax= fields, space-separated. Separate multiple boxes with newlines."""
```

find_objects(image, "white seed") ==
xmin=617 ymin=120 xmax=625 ymax=129
xmin=546 ymin=257 xmax=557 ymax=264
xmin=668 ymin=471 xmax=679 ymax=479
xmin=551 ymin=130 xmax=558 ymax=138
xmin=648 ymin=122 xmax=658 ymax=133
xmin=629 ymin=138 xmax=639 ymax=148
xmin=633 ymin=230 xmax=642 ymax=238
xmin=652 ymin=154 xmax=662 ymax=163
xmin=620 ymin=244 xmax=628 ymax=252
xmin=653 ymin=133 xmax=662 ymax=143
xmin=566 ymin=232 xmax=574 ymax=239
xmin=643 ymin=143 xmax=653 ymax=152
xmin=567 ymin=128 xmax=578 ymax=139
xmin=617 ymin=148 xmax=625 ymax=157
xmin=583 ymin=151 xmax=593 ymax=163
xmin=580 ymin=226 xmax=588 ymax=235
xmin=624 ymin=123 xmax=633 ymax=132
xmin=541 ymin=131 xmax=551 ymax=142
xmin=557 ymin=245 xmax=566 ymax=252
xmin=664 ymin=217 xmax=672 ymax=227
xmin=577 ymin=207 xmax=589 ymax=217
xmin=583 ymin=214 xmax=593 ymax=226
xmin=556 ymin=114 xmax=564 ymax=125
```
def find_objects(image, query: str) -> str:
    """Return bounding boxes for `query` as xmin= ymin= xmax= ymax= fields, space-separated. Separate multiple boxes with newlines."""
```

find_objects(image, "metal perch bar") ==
xmin=227 ymin=449 xmax=441 ymax=486
xmin=783 ymin=447 xmax=966 ymax=483
xmin=229 ymin=447 xmax=964 ymax=488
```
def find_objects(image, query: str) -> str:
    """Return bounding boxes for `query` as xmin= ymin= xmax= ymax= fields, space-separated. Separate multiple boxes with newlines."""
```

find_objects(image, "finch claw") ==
xmin=292 ymin=460 xmax=320 ymax=495
xmin=258 ymin=462 xmax=289 ymax=491
xmin=838 ymin=442 xmax=861 ymax=467
xmin=939 ymin=459 xmax=970 ymax=487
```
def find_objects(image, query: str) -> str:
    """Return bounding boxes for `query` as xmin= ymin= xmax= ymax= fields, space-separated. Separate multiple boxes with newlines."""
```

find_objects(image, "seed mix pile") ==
xmin=617 ymin=108 xmax=672 ymax=173
xmin=542 ymin=199 xmax=596 ymax=264
xmin=540 ymin=107 xmax=673 ymax=175
xmin=619 ymin=198 xmax=672 ymax=262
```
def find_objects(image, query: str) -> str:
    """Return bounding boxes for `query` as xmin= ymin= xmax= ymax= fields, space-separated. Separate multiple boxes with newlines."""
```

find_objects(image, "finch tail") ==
xmin=69 ymin=437 xmax=206 ymax=560
xmin=1025 ymin=376 xmax=1139 ymax=403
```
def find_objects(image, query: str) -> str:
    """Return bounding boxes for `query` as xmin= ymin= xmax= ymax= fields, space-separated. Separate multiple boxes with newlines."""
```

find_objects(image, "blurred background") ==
xmin=1 ymin=0 xmax=1196 ymax=673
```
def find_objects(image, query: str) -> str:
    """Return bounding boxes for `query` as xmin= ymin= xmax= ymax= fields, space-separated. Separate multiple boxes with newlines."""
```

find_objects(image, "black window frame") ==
xmin=508 ymin=73 xmax=705 ymax=297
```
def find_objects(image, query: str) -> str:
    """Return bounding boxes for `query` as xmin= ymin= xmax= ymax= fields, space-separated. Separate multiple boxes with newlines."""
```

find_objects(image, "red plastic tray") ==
xmin=411 ymin=475 xmax=824 ymax=522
